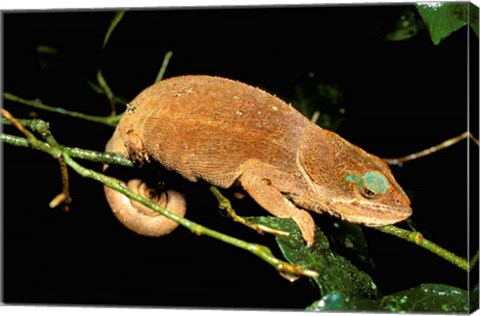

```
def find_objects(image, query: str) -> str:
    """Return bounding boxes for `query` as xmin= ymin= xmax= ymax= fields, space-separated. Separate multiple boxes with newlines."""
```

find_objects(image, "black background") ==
xmin=2 ymin=4 xmax=477 ymax=310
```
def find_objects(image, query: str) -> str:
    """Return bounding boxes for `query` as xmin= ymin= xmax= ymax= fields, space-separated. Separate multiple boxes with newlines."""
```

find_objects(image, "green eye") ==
xmin=358 ymin=171 xmax=389 ymax=199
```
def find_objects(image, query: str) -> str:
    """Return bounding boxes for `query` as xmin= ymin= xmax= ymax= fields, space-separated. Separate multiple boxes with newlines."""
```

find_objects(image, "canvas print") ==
xmin=2 ymin=3 xmax=479 ymax=313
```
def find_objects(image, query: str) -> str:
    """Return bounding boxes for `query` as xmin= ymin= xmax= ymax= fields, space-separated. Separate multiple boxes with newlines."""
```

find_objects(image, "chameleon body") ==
xmin=104 ymin=75 xmax=412 ymax=245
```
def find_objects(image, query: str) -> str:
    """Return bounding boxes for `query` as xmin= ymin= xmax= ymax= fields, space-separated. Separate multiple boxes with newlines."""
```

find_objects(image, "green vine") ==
xmin=1 ymin=120 xmax=475 ymax=273
xmin=1 ymin=109 xmax=317 ymax=279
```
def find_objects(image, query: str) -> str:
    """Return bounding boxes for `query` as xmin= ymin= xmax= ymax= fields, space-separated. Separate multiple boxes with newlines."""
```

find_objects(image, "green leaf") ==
xmin=247 ymin=216 xmax=378 ymax=298
xmin=306 ymin=291 xmax=379 ymax=312
xmin=326 ymin=220 xmax=375 ymax=268
xmin=417 ymin=3 xmax=468 ymax=45
xmin=247 ymin=217 xmax=470 ymax=313
xmin=470 ymin=284 xmax=479 ymax=313
xmin=470 ymin=2 xmax=479 ymax=38
xmin=385 ymin=7 xmax=422 ymax=42
xmin=381 ymin=283 xmax=468 ymax=313
xmin=307 ymin=283 xmax=469 ymax=312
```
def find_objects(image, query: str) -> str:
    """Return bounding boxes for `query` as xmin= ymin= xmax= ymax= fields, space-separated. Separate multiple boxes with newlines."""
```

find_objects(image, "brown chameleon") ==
xmin=104 ymin=75 xmax=412 ymax=246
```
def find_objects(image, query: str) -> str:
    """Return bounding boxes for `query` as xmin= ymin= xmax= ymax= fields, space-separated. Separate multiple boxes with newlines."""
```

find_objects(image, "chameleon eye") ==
xmin=362 ymin=188 xmax=375 ymax=198
xmin=358 ymin=171 xmax=389 ymax=199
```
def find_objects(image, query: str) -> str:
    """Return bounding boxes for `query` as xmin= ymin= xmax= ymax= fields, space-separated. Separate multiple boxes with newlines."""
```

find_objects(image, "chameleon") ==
xmin=104 ymin=75 xmax=412 ymax=246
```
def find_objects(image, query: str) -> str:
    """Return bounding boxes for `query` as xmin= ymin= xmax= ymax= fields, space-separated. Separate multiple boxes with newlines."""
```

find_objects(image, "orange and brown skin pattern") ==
xmin=104 ymin=75 xmax=412 ymax=246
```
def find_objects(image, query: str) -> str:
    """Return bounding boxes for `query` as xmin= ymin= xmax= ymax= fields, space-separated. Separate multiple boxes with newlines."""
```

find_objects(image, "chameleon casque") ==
xmin=104 ymin=75 xmax=412 ymax=246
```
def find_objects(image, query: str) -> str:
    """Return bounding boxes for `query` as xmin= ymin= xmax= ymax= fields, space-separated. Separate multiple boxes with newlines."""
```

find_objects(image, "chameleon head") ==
xmin=334 ymin=169 xmax=412 ymax=226
xmin=298 ymin=127 xmax=412 ymax=226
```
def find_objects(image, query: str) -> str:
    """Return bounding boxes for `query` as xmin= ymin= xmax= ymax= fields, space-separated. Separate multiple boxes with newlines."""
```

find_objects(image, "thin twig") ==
xmin=1 ymin=133 xmax=133 ymax=167
xmin=97 ymin=69 xmax=117 ymax=115
xmin=87 ymin=81 xmax=129 ymax=106
xmin=1 ymin=109 xmax=34 ymax=138
xmin=470 ymin=251 xmax=479 ymax=268
xmin=210 ymin=186 xmax=290 ymax=237
xmin=1 ymin=110 xmax=50 ymax=156
xmin=49 ymin=156 xmax=72 ymax=212
xmin=2 ymin=109 xmax=72 ymax=210
xmin=155 ymin=51 xmax=174 ymax=82
xmin=383 ymin=131 xmax=477 ymax=165
xmin=374 ymin=225 xmax=471 ymax=271
xmin=3 ymin=92 xmax=122 ymax=127
xmin=103 ymin=10 xmax=127 ymax=49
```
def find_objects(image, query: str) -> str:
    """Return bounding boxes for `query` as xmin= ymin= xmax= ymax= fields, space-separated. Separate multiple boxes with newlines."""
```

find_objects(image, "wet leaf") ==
xmin=417 ymin=3 xmax=468 ymax=45
xmin=306 ymin=291 xmax=378 ymax=312
xmin=307 ymin=284 xmax=469 ymax=312
xmin=247 ymin=216 xmax=378 ymax=298
xmin=385 ymin=7 xmax=422 ymax=42
xmin=471 ymin=3 xmax=479 ymax=38
xmin=325 ymin=220 xmax=375 ymax=268
xmin=381 ymin=283 xmax=468 ymax=313
xmin=469 ymin=284 xmax=478 ymax=313
xmin=247 ymin=218 xmax=469 ymax=313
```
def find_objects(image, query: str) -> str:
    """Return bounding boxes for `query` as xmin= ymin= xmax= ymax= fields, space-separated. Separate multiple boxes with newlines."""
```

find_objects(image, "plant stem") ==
xmin=210 ymin=186 xmax=290 ymax=237
xmin=155 ymin=51 xmax=174 ymax=82
xmin=2 ymin=113 xmax=476 ymax=274
xmin=470 ymin=252 xmax=479 ymax=268
xmin=383 ymin=131 xmax=478 ymax=165
xmin=2 ymin=130 xmax=475 ymax=274
xmin=96 ymin=70 xmax=117 ymax=115
xmin=3 ymin=92 xmax=122 ymax=127
xmin=65 ymin=153 xmax=318 ymax=278
xmin=1 ymin=133 xmax=133 ymax=167
xmin=49 ymin=156 xmax=72 ymax=211
xmin=103 ymin=10 xmax=127 ymax=49
xmin=87 ymin=81 xmax=129 ymax=106
xmin=1 ymin=127 xmax=317 ymax=279
xmin=375 ymin=225 xmax=472 ymax=271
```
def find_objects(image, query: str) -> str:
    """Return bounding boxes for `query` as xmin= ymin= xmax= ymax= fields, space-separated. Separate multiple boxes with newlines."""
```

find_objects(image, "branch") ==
xmin=102 ymin=10 xmax=127 ymax=49
xmin=383 ymin=131 xmax=478 ymax=165
xmin=1 ymin=132 xmax=133 ymax=167
xmin=2 ymin=106 xmax=476 ymax=274
xmin=2 ymin=127 xmax=475 ymax=273
xmin=155 ymin=51 xmax=174 ymax=82
xmin=208 ymin=175 xmax=475 ymax=273
xmin=87 ymin=81 xmax=129 ymax=106
xmin=96 ymin=69 xmax=118 ymax=115
xmin=1 ymin=114 xmax=318 ymax=280
xmin=375 ymin=225 xmax=475 ymax=272
xmin=3 ymin=92 xmax=122 ymax=127
xmin=210 ymin=186 xmax=290 ymax=237
xmin=67 ymin=153 xmax=317 ymax=279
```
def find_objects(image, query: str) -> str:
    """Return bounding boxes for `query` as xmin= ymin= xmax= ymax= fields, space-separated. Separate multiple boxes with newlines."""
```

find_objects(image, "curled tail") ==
xmin=103 ymin=130 xmax=187 ymax=237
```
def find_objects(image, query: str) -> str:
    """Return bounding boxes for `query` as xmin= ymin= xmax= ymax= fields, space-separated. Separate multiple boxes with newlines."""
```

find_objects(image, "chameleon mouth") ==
xmin=325 ymin=199 xmax=412 ymax=227
xmin=357 ymin=205 xmax=412 ymax=227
